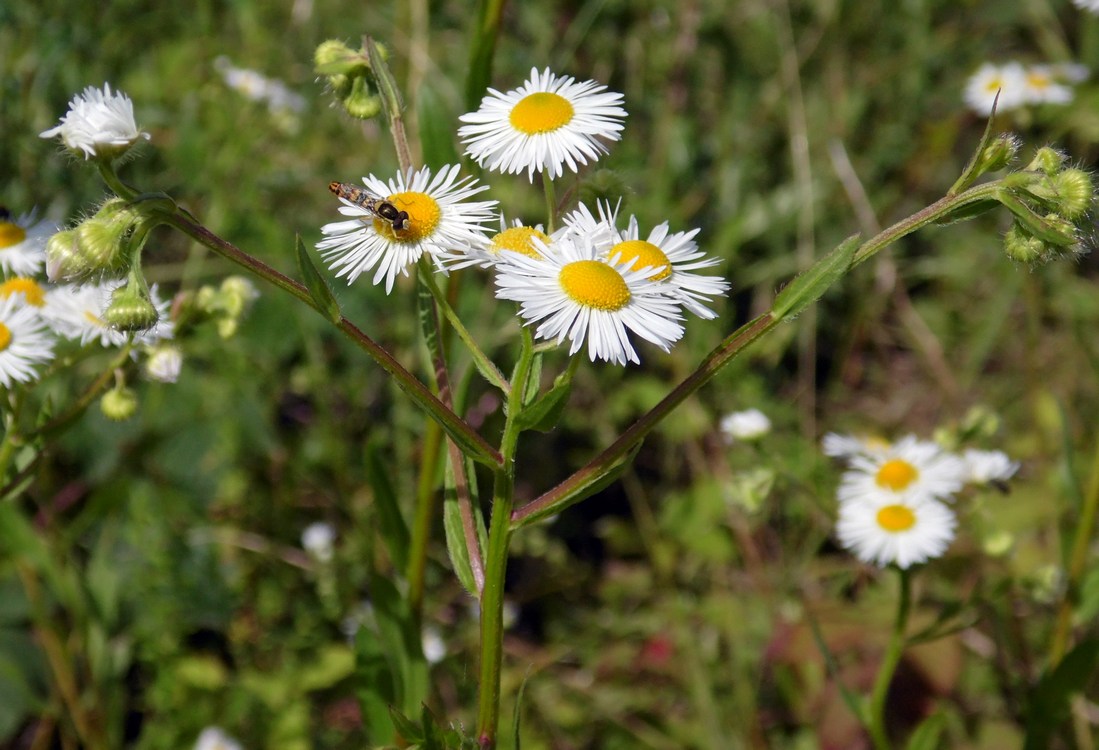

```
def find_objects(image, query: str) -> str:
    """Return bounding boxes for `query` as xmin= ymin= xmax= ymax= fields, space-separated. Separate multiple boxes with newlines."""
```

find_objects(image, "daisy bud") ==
xmin=313 ymin=39 xmax=367 ymax=77
xmin=45 ymin=229 xmax=82 ymax=281
xmin=1003 ymin=223 xmax=1050 ymax=263
xmin=981 ymin=529 xmax=1014 ymax=557
xmin=341 ymin=77 xmax=383 ymax=120
xmin=1050 ymin=168 xmax=1095 ymax=220
xmin=103 ymin=280 xmax=159 ymax=332
xmin=101 ymin=385 xmax=138 ymax=421
xmin=1024 ymin=146 xmax=1066 ymax=176
xmin=144 ymin=344 xmax=183 ymax=383
xmin=975 ymin=134 xmax=1020 ymax=175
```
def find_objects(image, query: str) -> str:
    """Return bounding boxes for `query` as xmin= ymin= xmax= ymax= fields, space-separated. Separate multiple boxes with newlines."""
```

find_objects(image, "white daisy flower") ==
xmin=1073 ymin=0 xmax=1099 ymax=12
xmin=0 ymin=212 xmax=53 ymax=276
xmin=43 ymin=281 xmax=173 ymax=347
xmin=215 ymin=56 xmax=306 ymax=115
xmin=458 ymin=67 xmax=626 ymax=181
xmin=317 ymin=165 xmax=497 ymax=293
xmin=494 ymin=232 xmax=684 ymax=365
xmin=566 ymin=202 xmax=729 ymax=319
xmin=837 ymin=435 xmax=966 ymax=505
xmin=720 ymin=408 xmax=772 ymax=442
xmin=39 ymin=83 xmax=150 ymax=160
xmin=836 ymin=494 xmax=957 ymax=569
xmin=194 ymin=727 xmax=243 ymax=750
xmin=1049 ymin=62 xmax=1090 ymax=83
xmin=441 ymin=216 xmax=554 ymax=270
xmin=301 ymin=521 xmax=336 ymax=563
xmin=143 ymin=344 xmax=183 ymax=383
xmin=0 ymin=277 xmax=48 ymax=309
xmin=821 ymin=432 xmax=894 ymax=461
xmin=961 ymin=449 xmax=1020 ymax=486
xmin=963 ymin=62 xmax=1029 ymax=115
xmin=1021 ymin=65 xmax=1074 ymax=105
xmin=0 ymin=295 xmax=55 ymax=388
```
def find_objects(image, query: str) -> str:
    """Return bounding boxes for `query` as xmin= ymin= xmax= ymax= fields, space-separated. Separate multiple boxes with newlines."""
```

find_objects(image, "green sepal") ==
xmin=771 ymin=234 xmax=859 ymax=322
xmin=388 ymin=705 xmax=424 ymax=744
xmin=295 ymin=235 xmax=341 ymax=324
xmin=948 ymin=97 xmax=1004 ymax=196
xmin=998 ymin=192 xmax=1078 ymax=246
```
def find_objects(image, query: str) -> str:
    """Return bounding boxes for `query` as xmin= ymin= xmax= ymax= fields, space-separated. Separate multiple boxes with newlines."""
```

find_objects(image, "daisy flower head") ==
xmin=0 ymin=211 xmax=53 ymax=277
xmin=39 ymin=83 xmax=150 ymax=161
xmin=494 ymin=232 xmax=685 ymax=365
xmin=836 ymin=494 xmax=957 ymax=569
xmin=821 ymin=432 xmax=894 ymax=461
xmin=43 ymin=281 xmax=173 ymax=348
xmin=0 ymin=295 xmax=56 ymax=388
xmin=720 ymin=408 xmax=772 ymax=442
xmin=144 ymin=344 xmax=183 ymax=383
xmin=963 ymin=62 xmax=1029 ymax=116
xmin=458 ymin=67 xmax=626 ymax=182
xmin=441 ymin=216 xmax=554 ymax=270
xmin=837 ymin=435 xmax=966 ymax=505
xmin=961 ymin=449 xmax=1020 ymax=486
xmin=317 ymin=165 xmax=497 ymax=293
xmin=1021 ymin=65 xmax=1074 ymax=106
xmin=0 ymin=277 xmax=48 ymax=310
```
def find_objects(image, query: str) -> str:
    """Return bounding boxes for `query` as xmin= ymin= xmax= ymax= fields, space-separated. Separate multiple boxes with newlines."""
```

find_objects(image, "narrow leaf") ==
xmin=295 ymin=235 xmax=341 ymax=324
xmin=387 ymin=705 xmax=424 ymax=744
xmin=771 ymin=234 xmax=859 ymax=322
xmin=443 ymin=497 xmax=478 ymax=597
xmin=512 ymin=669 xmax=532 ymax=750
xmin=366 ymin=444 xmax=411 ymax=572
xmin=905 ymin=712 xmax=946 ymax=750
xmin=1024 ymin=638 xmax=1099 ymax=750
xmin=515 ymin=365 xmax=574 ymax=433
xmin=418 ymin=86 xmax=460 ymax=167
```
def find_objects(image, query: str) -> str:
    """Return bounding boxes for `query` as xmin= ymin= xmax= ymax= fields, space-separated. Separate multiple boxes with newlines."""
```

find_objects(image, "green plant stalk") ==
xmin=1050 ymin=430 xmax=1099 ymax=665
xmin=476 ymin=326 xmax=535 ymax=748
xmin=465 ymin=0 xmax=507 ymax=110
xmin=162 ymin=212 xmax=502 ymax=468
xmin=542 ymin=170 xmax=557 ymax=233
xmin=407 ymin=418 xmax=444 ymax=620
xmin=866 ymin=569 xmax=912 ymax=750
xmin=512 ymin=179 xmax=1010 ymax=526
xmin=23 ymin=344 xmax=133 ymax=443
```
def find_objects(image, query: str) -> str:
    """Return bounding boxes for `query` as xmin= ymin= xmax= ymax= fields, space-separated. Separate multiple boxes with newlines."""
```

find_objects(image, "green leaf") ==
xmin=515 ymin=364 xmax=574 ymax=433
xmin=295 ymin=235 xmax=341 ymax=324
xmin=512 ymin=669 xmax=531 ymax=750
xmin=421 ymin=703 xmax=447 ymax=750
xmin=948 ymin=100 xmax=1003 ymax=196
xmin=1024 ymin=638 xmax=1099 ymax=750
xmin=355 ymin=628 xmax=397 ymax=745
xmin=418 ymin=86 xmax=459 ymax=168
xmin=388 ymin=705 xmax=424 ymax=744
xmin=465 ymin=0 xmax=506 ymax=110
xmin=366 ymin=443 xmax=411 ymax=572
xmin=771 ymin=234 xmax=859 ymax=322
xmin=905 ymin=711 xmax=946 ymax=750
xmin=370 ymin=573 xmax=428 ymax=717
xmin=443 ymin=496 xmax=479 ymax=597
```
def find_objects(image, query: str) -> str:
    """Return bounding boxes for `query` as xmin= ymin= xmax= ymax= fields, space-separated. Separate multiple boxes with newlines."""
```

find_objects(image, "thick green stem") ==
xmin=866 ymin=569 xmax=912 ymax=750
xmin=1050 ymin=431 xmax=1099 ymax=664
xmin=476 ymin=327 xmax=535 ymax=748
xmin=163 ymin=213 xmax=502 ymax=468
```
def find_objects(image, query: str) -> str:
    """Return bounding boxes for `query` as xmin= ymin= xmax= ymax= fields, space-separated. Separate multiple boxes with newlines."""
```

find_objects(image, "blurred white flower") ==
xmin=194 ymin=727 xmax=243 ymax=750
xmin=39 ymin=83 xmax=150 ymax=160
xmin=720 ymin=408 xmax=772 ymax=442
xmin=821 ymin=432 xmax=894 ymax=461
xmin=0 ymin=211 xmax=53 ymax=276
xmin=43 ymin=281 xmax=173 ymax=347
xmin=0 ymin=295 xmax=56 ymax=387
xmin=961 ymin=449 xmax=1019 ymax=486
xmin=836 ymin=494 xmax=957 ymax=569
xmin=837 ymin=435 xmax=966 ymax=505
xmin=215 ymin=56 xmax=306 ymax=115
xmin=144 ymin=344 xmax=183 ymax=383
xmin=1021 ymin=65 xmax=1074 ymax=105
xmin=963 ymin=62 xmax=1029 ymax=115
xmin=1073 ymin=0 xmax=1099 ymax=13
xmin=301 ymin=521 xmax=336 ymax=562
xmin=422 ymin=626 xmax=446 ymax=664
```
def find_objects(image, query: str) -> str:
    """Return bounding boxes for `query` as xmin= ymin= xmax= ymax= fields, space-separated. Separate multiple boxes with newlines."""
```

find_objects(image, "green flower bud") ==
xmin=45 ymin=229 xmax=81 ymax=281
xmin=1024 ymin=146 xmax=1066 ymax=176
xmin=1003 ymin=223 xmax=1049 ymax=264
xmin=341 ymin=77 xmax=383 ymax=120
xmin=976 ymin=134 xmax=1020 ymax=175
xmin=981 ymin=529 xmax=1014 ymax=557
xmin=313 ymin=40 xmax=366 ymax=77
xmin=1050 ymin=168 xmax=1094 ymax=220
xmin=103 ymin=281 xmax=159 ymax=332
xmin=101 ymin=386 xmax=138 ymax=421
xmin=220 ymin=275 xmax=258 ymax=316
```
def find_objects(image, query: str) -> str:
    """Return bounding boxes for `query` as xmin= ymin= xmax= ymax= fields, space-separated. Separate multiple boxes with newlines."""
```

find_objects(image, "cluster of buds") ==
xmin=174 ymin=276 xmax=258 ymax=339
xmin=313 ymin=39 xmax=388 ymax=120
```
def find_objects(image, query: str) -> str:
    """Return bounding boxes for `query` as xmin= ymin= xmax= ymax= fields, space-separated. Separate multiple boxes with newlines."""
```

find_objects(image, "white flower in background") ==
xmin=1021 ymin=65 xmax=1074 ymax=105
xmin=301 ymin=521 xmax=336 ymax=562
xmin=459 ymin=67 xmax=626 ymax=181
xmin=144 ymin=344 xmax=183 ymax=383
xmin=1049 ymin=62 xmax=1090 ymax=83
xmin=963 ymin=62 xmax=1029 ymax=115
xmin=0 ymin=295 xmax=56 ymax=387
xmin=961 ymin=449 xmax=1020 ymax=486
xmin=39 ymin=83 xmax=150 ymax=160
xmin=720 ymin=408 xmax=772 ymax=442
xmin=836 ymin=494 xmax=957 ymax=569
xmin=194 ymin=726 xmax=243 ymax=750
xmin=1073 ymin=0 xmax=1099 ymax=13
xmin=837 ymin=435 xmax=966 ymax=505
xmin=317 ymin=165 xmax=497 ymax=293
xmin=422 ymin=626 xmax=447 ymax=665
xmin=215 ymin=56 xmax=306 ymax=115
xmin=494 ymin=232 xmax=684 ymax=365
xmin=0 ymin=211 xmax=52 ymax=276
xmin=43 ymin=281 xmax=173 ymax=347
xmin=821 ymin=432 xmax=894 ymax=461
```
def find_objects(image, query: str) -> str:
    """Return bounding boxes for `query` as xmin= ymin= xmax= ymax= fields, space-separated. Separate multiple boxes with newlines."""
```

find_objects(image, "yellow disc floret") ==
xmin=612 ymin=240 xmax=672 ymax=281
xmin=0 ymin=322 xmax=10 ymax=352
xmin=0 ymin=278 xmax=45 ymax=307
xmin=0 ymin=221 xmax=27 ymax=250
xmin=559 ymin=260 xmax=631 ymax=311
xmin=875 ymin=458 xmax=919 ymax=492
xmin=876 ymin=504 xmax=917 ymax=533
xmin=491 ymin=226 xmax=550 ymax=259
xmin=376 ymin=191 xmax=441 ymax=243
xmin=509 ymin=92 xmax=575 ymax=135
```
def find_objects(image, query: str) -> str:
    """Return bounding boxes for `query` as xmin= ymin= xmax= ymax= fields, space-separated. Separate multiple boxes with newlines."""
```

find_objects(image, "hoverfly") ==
xmin=328 ymin=182 xmax=410 ymax=231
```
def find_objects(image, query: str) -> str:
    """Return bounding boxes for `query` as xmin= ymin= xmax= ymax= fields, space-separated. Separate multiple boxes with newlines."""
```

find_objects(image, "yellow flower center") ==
xmin=875 ymin=458 xmax=919 ymax=492
xmin=558 ymin=260 xmax=631 ymax=311
xmin=0 ymin=278 xmax=45 ymax=307
xmin=876 ymin=504 xmax=917 ymax=532
xmin=84 ymin=309 xmax=107 ymax=328
xmin=612 ymin=240 xmax=672 ymax=281
xmin=491 ymin=226 xmax=549 ymax=259
xmin=1026 ymin=72 xmax=1051 ymax=90
xmin=983 ymin=77 xmax=1004 ymax=94
xmin=509 ymin=92 xmax=575 ymax=135
xmin=0 ymin=221 xmax=27 ymax=250
xmin=0 ymin=322 xmax=9 ymax=352
xmin=373 ymin=191 xmax=441 ymax=243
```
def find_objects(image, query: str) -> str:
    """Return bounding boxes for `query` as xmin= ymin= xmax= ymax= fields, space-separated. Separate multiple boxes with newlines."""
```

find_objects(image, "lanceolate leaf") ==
xmin=771 ymin=234 xmax=859 ymax=322
xmin=295 ymin=235 xmax=341 ymax=324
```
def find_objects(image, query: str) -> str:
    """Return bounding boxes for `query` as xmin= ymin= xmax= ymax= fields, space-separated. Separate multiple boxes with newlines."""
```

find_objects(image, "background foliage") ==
xmin=3 ymin=0 xmax=1099 ymax=747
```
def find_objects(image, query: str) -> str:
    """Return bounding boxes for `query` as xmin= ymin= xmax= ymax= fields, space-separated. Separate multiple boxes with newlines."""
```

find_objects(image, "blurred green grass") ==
xmin=4 ymin=0 xmax=1099 ymax=747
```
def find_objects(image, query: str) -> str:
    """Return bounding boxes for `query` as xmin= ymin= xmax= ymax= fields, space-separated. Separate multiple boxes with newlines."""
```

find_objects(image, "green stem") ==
xmin=407 ymin=419 xmax=443 ymax=621
xmin=476 ymin=327 xmax=535 ymax=748
xmin=1050 ymin=430 xmax=1099 ymax=664
xmin=541 ymin=171 xmax=557 ymax=233
xmin=866 ymin=568 xmax=912 ymax=750
xmin=23 ymin=345 xmax=133 ymax=442
xmin=163 ymin=213 xmax=502 ymax=468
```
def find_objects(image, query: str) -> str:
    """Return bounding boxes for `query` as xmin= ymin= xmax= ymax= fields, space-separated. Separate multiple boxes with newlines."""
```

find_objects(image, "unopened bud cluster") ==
xmin=314 ymin=40 xmax=387 ymax=120
xmin=999 ymin=147 xmax=1095 ymax=264
xmin=176 ymin=276 xmax=259 ymax=338
xmin=46 ymin=198 xmax=140 ymax=282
